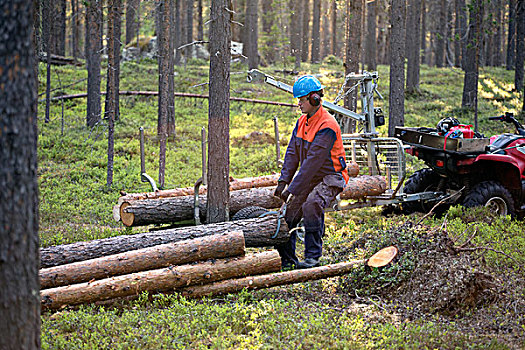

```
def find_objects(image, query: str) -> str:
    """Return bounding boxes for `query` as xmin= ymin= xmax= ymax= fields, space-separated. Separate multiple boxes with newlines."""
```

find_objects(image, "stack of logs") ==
xmin=114 ymin=165 xmax=387 ymax=227
xmin=40 ymin=218 xmax=367 ymax=310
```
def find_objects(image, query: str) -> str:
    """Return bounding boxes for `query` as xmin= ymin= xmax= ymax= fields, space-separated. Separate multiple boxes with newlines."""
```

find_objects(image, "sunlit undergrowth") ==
xmin=38 ymin=59 xmax=524 ymax=348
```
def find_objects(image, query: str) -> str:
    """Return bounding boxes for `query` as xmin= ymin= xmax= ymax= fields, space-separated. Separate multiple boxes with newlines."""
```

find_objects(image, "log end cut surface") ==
xmin=120 ymin=202 xmax=134 ymax=226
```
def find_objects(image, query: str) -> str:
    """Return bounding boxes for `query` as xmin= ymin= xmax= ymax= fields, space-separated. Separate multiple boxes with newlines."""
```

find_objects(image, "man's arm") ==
xmin=287 ymin=128 xmax=336 ymax=195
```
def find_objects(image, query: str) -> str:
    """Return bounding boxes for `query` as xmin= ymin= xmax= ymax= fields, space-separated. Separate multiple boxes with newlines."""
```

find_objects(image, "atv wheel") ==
xmin=402 ymin=168 xmax=445 ymax=214
xmin=231 ymin=206 xmax=270 ymax=221
xmin=462 ymin=181 xmax=515 ymax=217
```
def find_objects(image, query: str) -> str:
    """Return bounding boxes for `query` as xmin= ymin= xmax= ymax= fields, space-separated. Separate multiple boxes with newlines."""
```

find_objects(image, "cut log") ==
xmin=41 ymin=250 xmax=281 ymax=310
xmin=40 ymin=231 xmax=245 ymax=289
xmin=340 ymin=175 xmax=387 ymax=200
xmin=113 ymin=174 xmax=281 ymax=222
xmin=178 ymin=259 xmax=365 ymax=298
xmin=120 ymin=186 xmax=282 ymax=227
xmin=40 ymin=215 xmax=288 ymax=268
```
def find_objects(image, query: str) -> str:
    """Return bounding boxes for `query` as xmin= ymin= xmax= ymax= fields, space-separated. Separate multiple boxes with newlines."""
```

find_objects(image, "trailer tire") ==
xmin=231 ymin=206 xmax=271 ymax=221
xmin=402 ymin=168 xmax=445 ymax=214
xmin=462 ymin=181 xmax=515 ymax=217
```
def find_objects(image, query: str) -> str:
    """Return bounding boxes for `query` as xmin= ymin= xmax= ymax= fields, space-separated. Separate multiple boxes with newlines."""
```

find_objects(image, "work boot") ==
xmin=297 ymin=258 xmax=320 ymax=269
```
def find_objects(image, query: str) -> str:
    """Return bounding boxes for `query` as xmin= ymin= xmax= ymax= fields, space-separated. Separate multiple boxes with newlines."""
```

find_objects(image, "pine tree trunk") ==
xmin=301 ymin=0 xmax=310 ymax=62
xmin=321 ymin=0 xmax=330 ymax=59
xmin=515 ymin=0 xmax=524 ymax=91
xmin=507 ymin=0 xmax=517 ymax=70
xmin=435 ymin=0 xmax=447 ymax=67
xmin=40 ymin=231 xmax=246 ymax=288
xmin=85 ymin=0 xmax=102 ymax=128
xmin=175 ymin=0 xmax=182 ymax=64
xmin=40 ymin=215 xmax=290 ymax=268
xmin=186 ymin=0 xmax=194 ymax=58
xmin=0 ymin=0 xmax=40 ymax=345
xmin=461 ymin=0 xmax=484 ymax=110
xmin=41 ymin=251 xmax=282 ymax=310
xmin=343 ymin=0 xmax=363 ymax=133
xmin=311 ymin=0 xmax=321 ymax=62
xmin=207 ymin=0 xmax=232 ymax=223
xmin=388 ymin=0 xmax=405 ymax=137
xmin=126 ymin=0 xmax=140 ymax=44
xmin=421 ymin=0 xmax=427 ymax=65
xmin=406 ymin=0 xmax=421 ymax=93
xmin=290 ymin=0 xmax=303 ymax=69
xmin=261 ymin=0 xmax=275 ymax=63
xmin=197 ymin=0 xmax=203 ymax=40
xmin=331 ymin=0 xmax=337 ymax=55
xmin=246 ymin=0 xmax=259 ymax=69
xmin=453 ymin=0 xmax=461 ymax=66
xmin=493 ymin=0 xmax=502 ymax=66
xmin=157 ymin=0 xmax=171 ymax=188
xmin=365 ymin=0 xmax=377 ymax=70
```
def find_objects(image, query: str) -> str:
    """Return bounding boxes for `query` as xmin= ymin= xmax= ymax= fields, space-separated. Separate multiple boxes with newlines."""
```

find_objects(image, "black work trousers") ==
xmin=275 ymin=174 xmax=344 ymax=266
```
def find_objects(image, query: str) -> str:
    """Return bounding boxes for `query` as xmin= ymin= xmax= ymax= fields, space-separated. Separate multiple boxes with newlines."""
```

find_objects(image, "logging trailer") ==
xmin=246 ymin=69 xmax=440 ymax=213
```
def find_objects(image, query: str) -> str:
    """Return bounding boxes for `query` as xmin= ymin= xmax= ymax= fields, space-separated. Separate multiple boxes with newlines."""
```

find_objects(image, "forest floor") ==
xmin=38 ymin=58 xmax=524 ymax=349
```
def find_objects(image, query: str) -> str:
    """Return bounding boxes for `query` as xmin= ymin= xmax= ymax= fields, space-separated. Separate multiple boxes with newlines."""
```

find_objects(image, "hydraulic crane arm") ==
xmin=247 ymin=69 xmax=365 ymax=123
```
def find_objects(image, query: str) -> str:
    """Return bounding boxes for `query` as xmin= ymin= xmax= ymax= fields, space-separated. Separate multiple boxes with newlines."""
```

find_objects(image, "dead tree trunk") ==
xmin=41 ymin=251 xmax=281 ymax=310
xmin=179 ymin=259 xmax=365 ymax=298
xmin=40 ymin=215 xmax=290 ymax=268
xmin=40 ymin=231 xmax=245 ymax=288
xmin=120 ymin=186 xmax=282 ymax=226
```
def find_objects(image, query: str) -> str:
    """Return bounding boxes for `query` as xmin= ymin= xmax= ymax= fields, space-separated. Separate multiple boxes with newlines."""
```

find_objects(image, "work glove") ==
xmin=274 ymin=181 xmax=287 ymax=198
xmin=280 ymin=190 xmax=291 ymax=203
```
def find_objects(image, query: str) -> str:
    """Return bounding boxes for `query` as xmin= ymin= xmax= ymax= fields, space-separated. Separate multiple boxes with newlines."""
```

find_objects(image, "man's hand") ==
xmin=280 ymin=190 xmax=291 ymax=203
xmin=274 ymin=181 xmax=287 ymax=198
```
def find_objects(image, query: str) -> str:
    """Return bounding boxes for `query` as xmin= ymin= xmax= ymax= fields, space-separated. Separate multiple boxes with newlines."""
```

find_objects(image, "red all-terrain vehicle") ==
xmin=395 ymin=112 xmax=525 ymax=218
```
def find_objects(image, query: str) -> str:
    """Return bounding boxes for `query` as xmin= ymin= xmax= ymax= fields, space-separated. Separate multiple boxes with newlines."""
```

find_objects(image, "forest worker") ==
xmin=274 ymin=75 xmax=349 ymax=270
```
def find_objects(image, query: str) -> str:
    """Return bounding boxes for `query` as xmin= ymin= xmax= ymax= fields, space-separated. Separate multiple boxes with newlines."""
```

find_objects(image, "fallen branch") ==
xmin=39 ymin=90 xmax=297 ymax=107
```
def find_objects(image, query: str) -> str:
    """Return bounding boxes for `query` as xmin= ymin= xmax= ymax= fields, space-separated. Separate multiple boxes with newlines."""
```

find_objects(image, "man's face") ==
xmin=298 ymin=95 xmax=316 ymax=115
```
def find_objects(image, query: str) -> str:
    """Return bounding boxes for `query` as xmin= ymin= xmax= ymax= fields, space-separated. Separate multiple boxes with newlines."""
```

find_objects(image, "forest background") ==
xmin=1 ymin=0 xmax=525 ymax=348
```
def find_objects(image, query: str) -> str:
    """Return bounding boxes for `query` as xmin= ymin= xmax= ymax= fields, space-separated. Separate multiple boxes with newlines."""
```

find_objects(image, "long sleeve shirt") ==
xmin=280 ymin=106 xmax=349 ymax=195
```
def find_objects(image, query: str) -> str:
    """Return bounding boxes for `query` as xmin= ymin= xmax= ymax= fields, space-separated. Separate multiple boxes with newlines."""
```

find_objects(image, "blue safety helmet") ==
xmin=293 ymin=75 xmax=323 ymax=98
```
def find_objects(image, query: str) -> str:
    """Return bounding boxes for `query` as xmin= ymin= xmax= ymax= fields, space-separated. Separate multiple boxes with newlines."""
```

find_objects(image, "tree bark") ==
xmin=290 ymin=0 xmax=303 ymax=69
xmin=339 ymin=175 xmax=387 ymax=200
xmin=246 ymin=0 xmax=259 ymax=69
xmin=365 ymin=0 xmax=377 ymax=70
xmin=343 ymin=0 xmax=364 ymax=133
xmin=331 ymin=0 xmax=337 ymax=55
xmin=197 ymin=0 xmax=203 ymax=40
xmin=179 ymin=259 xmax=365 ymax=298
xmin=85 ymin=0 xmax=102 ymax=128
xmin=493 ymin=0 xmax=503 ymax=66
xmin=435 ymin=0 xmax=447 ymax=67
xmin=321 ymin=0 xmax=330 ymax=59
xmin=0 ymin=0 xmax=41 ymax=346
xmin=515 ymin=0 xmax=524 ymax=91
xmin=41 ymin=251 xmax=282 ymax=310
xmin=461 ymin=0 xmax=484 ymax=110
xmin=421 ymin=0 xmax=427 ymax=65
xmin=120 ymin=186 xmax=282 ymax=227
xmin=301 ymin=0 xmax=310 ymax=62
xmin=507 ymin=0 xmax=517 ymax=70
xmin=406 ymin=0 xmax=421 ymax=93
xmin=41 ymin=215 xmax=290 ymax=268
xmin=457 ymin=0 xmax=467 ymax=69
xmin=40 ymin=231 xmax=246 ymax=289
xmin=186 ymin=0 xmax=194 ymax=58
xmin=311 ymin=0 xmax=321 ymax=63
xmin=126 ymin=0 xmax=140 ymax=44
xmin=207 ymin=0 xmax=231 ymax=223
xmin=388 ymin=0 xmax=406 ymax=137
xmin=105 ymin=0 xmax=122 ymax=187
